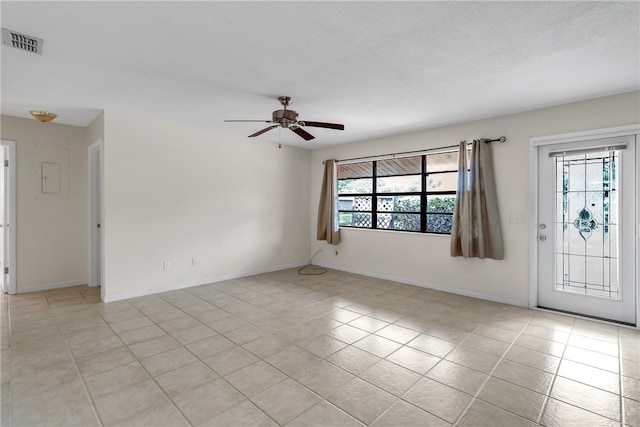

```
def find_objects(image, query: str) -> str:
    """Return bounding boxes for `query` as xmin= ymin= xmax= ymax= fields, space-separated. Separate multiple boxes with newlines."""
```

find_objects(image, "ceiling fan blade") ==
xmin=225 ymin=120 xmax=272 ymax=123
xmin=291 ymin=126 xmax=315 ymax=141
xmin=300 ymin=121 xmax=344 ymax=130
xmin=249 ymin=125 xmax=279 ymax=138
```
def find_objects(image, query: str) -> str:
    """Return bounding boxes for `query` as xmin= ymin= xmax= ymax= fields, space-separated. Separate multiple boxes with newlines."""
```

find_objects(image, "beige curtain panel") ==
xmin=450 ymin=139 xmax=504 ymax=259
xmin=317 ymin=159 xmax=341 ymax=245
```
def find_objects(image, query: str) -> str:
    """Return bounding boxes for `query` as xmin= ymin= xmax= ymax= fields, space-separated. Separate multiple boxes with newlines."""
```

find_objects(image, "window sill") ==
xmin=339 ymin=227 xmax=451 ymax=237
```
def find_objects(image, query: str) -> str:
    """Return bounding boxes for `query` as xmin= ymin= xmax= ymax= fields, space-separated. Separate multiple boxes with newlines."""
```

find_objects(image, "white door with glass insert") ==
xmin=537 ymin=135 xmax=637 ymax=325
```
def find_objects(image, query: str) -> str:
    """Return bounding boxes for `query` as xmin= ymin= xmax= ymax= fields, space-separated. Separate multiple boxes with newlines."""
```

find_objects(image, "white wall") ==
xmin=86 ymin=111 xmax=104 ymax=147
xmin=0 ymin=115 xmax=89 ymax=292
xmin=310 ymin=91 xmax=640 ymax=306
xmin=102 ymin=111 xmax=311 ymax=301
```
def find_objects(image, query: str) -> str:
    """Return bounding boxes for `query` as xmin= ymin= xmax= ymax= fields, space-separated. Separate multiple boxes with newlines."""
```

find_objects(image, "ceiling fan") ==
xmin=224 ymin=96 xmax=345 ymax=141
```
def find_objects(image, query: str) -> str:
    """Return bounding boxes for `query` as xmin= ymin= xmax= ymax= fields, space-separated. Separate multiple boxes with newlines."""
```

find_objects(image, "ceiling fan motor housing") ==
xmin=273 ymin=109 xmax=298 ymax=127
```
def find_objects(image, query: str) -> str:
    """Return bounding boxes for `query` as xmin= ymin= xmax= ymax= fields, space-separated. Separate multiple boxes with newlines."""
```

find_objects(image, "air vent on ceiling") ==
xmin=2 ymin=28 xmax=43 ymax=55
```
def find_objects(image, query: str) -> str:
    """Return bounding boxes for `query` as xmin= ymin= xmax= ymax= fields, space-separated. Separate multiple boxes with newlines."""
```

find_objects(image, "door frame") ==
xmin=0 ymin=140 xmax=16 ymax=294
xmin=88 ymin=139 xmax=103 ymax=297
xmin=529 ymin=124 xmax=640 ymax=328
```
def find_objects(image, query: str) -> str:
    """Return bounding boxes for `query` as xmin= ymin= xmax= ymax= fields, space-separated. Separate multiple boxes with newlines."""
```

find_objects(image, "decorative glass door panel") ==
xmin=537 ymin=135 xmax=636 ymax=325
xmin=555 ymin=151 xmax=619 ymax=299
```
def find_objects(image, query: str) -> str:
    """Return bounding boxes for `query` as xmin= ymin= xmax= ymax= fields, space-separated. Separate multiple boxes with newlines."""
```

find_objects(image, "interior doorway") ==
xmin=531 ymin=126 xmax=639 ymax=326
xmin=88 ymin=139 xmax=103 ymax=300
xmin=0 ymin=140 xmax=16 ymax=294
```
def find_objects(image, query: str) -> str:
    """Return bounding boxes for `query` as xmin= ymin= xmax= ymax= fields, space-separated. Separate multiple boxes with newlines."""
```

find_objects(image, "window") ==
xmin=337 ymin=151 xmax=458 ymax=234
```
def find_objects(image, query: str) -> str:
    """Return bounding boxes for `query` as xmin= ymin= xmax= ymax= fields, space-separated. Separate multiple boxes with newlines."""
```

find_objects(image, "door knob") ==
xmin=539 ymin=235 xmax=547 ymax=241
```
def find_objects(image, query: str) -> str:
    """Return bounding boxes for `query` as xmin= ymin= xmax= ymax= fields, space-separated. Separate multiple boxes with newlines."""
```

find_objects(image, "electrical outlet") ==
xmin=191 ymin=258 xmax=197 ymax=267
xmin=163 ymin=261 xmax=170 ymax=270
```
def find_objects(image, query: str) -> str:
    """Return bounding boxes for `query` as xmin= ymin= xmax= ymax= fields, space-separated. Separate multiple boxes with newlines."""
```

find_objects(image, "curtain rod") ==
xmin=326 ymin=136 xmax=506 ymax=164
xmin=485 ymin=136 xmax=507 ymax=143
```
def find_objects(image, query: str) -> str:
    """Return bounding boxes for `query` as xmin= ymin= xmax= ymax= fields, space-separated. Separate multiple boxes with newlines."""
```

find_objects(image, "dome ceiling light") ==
xmin=30 ymin=110 xmax=57 ymax=123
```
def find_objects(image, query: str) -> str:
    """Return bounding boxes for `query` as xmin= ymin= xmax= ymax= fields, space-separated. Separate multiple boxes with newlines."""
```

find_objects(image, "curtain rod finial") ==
xmin=484 ymin=136 xmax=507 ymax=143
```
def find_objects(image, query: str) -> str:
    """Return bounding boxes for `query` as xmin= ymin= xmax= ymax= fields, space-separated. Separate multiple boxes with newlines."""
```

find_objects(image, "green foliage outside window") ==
xmin=392 ymin=197 xmax=457 ymax=232
xmin=337 ymin=152 xmax=458 ymax=234
xmin=427 ymin=197 xmax=456 ymax=213
xmin=394 ymin=198 xmax=420 ymax=230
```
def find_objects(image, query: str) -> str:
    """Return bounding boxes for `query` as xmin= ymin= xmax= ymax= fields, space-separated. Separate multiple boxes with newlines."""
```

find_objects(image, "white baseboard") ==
xmin=40 ymin=263 xmax=528 ymax=310
xmin=318 ymin=262 xmax=529 ymax=308
xmin=17 ymin=279 xmax=87 ymax=294
xmin=103 ymin=262 xmax=305 ymax=303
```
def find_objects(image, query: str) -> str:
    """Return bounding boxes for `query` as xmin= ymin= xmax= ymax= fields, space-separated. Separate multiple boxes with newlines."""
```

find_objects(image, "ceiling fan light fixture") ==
xmin=30 ymin=110 xmax=57 ymax=123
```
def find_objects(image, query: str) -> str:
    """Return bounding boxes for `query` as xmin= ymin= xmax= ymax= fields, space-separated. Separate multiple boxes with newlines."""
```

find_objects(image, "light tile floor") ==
xmin=1 ymin=268 xmax=639 ymax=426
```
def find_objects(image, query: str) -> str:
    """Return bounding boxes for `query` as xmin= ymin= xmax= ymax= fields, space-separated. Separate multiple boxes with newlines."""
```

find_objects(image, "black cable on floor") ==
xmin=297 ymin=249 xmax=327 ymax=275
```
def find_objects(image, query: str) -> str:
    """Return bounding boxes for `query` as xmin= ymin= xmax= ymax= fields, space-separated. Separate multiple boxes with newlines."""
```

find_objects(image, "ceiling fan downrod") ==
xmin=278 ymin=96 xmax=292 ymax=108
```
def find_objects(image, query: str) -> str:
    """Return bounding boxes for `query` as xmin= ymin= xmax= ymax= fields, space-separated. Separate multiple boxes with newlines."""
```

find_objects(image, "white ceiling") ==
xmin=2 ymin=1 xmax=638 ymax=148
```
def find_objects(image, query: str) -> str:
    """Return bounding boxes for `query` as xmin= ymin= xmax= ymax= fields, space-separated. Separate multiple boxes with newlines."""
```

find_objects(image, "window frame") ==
xmin=337 ymin=151 xmax=458 ymax=235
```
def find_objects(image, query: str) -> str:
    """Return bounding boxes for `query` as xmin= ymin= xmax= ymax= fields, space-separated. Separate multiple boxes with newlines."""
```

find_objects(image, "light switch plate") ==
xmin=510 ymin=214 xmax=526 ymax=224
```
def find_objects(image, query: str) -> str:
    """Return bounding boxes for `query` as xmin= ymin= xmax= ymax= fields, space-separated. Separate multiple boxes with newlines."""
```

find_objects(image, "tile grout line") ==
xmin=155 ymin=290 xmax=284 ymax=426
xmin=303 ymin=297 xmax=523 ymax=425
xmin=450 ymin=312 xmax=538 ymax=426
xmin=62 ymin=334 xmax=105 ymax=427
xmin=5 ymin=295 xmax=48 ymax=427
xmin=191 ymin=283 xmax=397 ymax=426
xmin=97 ymin=301 xmax=203 ymax=423
xmin=97 ymin=281 xmax=640 ymax=423
xmin=533 ymin=316 xmax=574 ymax=426
xmin=223 ymin=321 xmax=349 ymax=425
xmin=352 ymin=318 xmax=444 ymax=426
xmin=362 ymin=307 xmax=500 ymax=426
xmin=57 ymin=297 xmax=122 ymax=427
xmin=618 ymin=327 xmax=624 ymax=426
xmin=117 ymin=286 xmax=313 ymax=425
xmin=119 ymin=295 xmax=235 ymax=426
xmin=11 ymin=292 xmax=101 ymax=426
xmin=7 ymin=274 xmax=637 ymax=427
xmin=0 ymin=284 xmax=283 ymax=426
xmin=548 ymin=320 xmax=626 ymax=425
xmin=48 ymin=291 xmax=105 ymax=427
xmin=217 ymin=298 xmax=376 ymax=425
xmin=86 ymin=301 xmax=192 ymax=426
